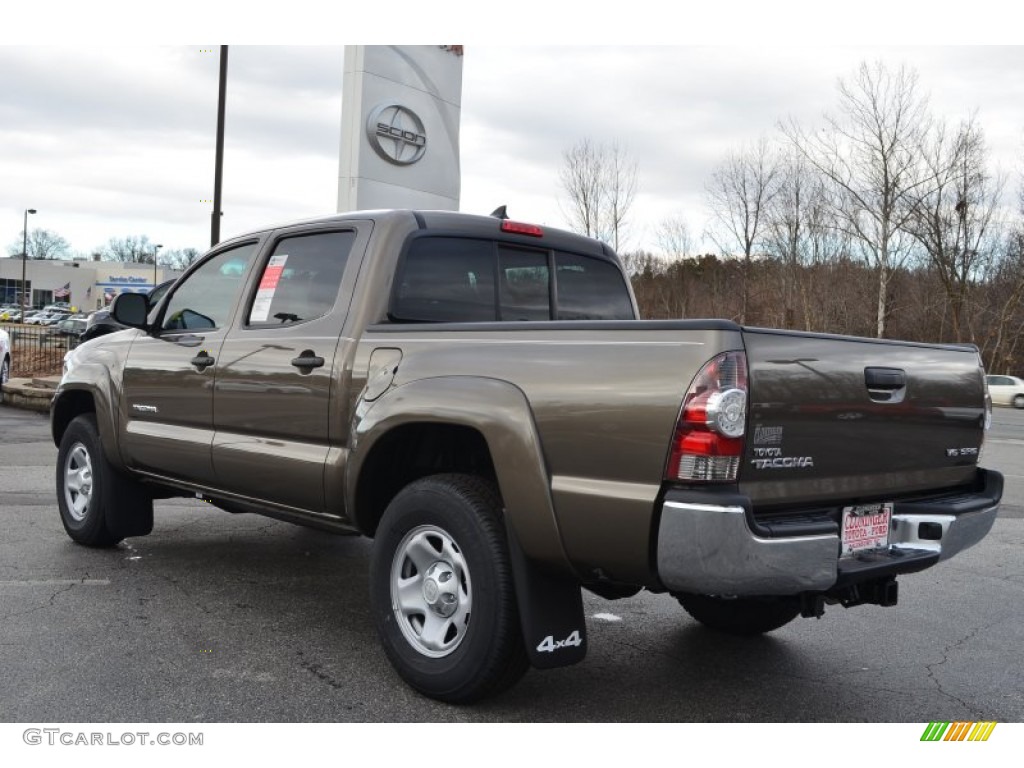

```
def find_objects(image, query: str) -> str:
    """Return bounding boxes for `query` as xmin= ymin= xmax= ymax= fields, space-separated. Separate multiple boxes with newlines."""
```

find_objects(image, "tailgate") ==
xmin=740 ymin=328 xmax=987 ymax=507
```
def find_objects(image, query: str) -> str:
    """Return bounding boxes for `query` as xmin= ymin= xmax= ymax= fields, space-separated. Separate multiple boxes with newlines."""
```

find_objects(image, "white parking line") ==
xmin=0 ymin=579 xmax=110 ymax=587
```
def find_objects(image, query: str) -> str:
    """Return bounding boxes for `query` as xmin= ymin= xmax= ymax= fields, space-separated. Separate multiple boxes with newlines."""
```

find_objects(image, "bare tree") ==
xmin=7 ymin=228 xmax=72 ymax=260
xmin=650 ymin=215 xmax=694 ymax=317
xmin=558 ymin=138 xmax=637 ymax=251
xmin=904 ymin=118 xmax=1005 ymax=342
xmin=101 ymin=235 xmax=157 ymax=263
xmin=782 ymin=61 xmax=932 ymax=337
xmin=560 ymin=138 xmax=604 ymax=240
xmin=975 ymin=175 xmax=1024 ymax=372
xmin=763 ymin=152 xmax=817 ymax=328
xmin=655 ymin=214 xmax=693 ymax=260
xmin=604 ymin=141 xmax=638 ymax=252
xmin=163 ymin=247 xmax=203 ymax=271
xmin=978 ymin=232 xmax=1024 ymax=373
xmin=705 ymin=137 xmax=781 ymax=323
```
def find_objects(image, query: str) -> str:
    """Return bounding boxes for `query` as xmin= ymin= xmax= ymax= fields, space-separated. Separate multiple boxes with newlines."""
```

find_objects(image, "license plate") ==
xmin=841 ymin=503 xmax=892 ymax=555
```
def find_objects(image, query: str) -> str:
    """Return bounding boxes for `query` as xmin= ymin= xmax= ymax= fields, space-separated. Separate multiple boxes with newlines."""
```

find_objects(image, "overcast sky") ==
xmin=1 ymin=9 xmax=1021 ymax=260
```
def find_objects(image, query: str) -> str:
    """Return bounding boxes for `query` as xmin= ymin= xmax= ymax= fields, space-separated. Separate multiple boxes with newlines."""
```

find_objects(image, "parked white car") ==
xmin=985 ymin=374 xmax=1024 ymax=408
xmin=0 ymin=327 xmax=10 ymax=403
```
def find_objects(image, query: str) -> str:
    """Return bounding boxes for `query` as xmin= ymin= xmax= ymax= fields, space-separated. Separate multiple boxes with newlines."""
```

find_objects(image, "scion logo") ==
xmin=367 ymin=104 xmax=427 ymax=165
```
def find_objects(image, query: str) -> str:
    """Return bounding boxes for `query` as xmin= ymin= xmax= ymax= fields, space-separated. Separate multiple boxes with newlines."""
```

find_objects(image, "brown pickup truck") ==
xmin=51 ymin=209 xmax=1002 ymax=703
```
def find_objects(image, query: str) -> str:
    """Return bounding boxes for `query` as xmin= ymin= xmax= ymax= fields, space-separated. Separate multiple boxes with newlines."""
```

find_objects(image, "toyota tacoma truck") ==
xmin=51 ymin=209 xmax=1002 ymax=703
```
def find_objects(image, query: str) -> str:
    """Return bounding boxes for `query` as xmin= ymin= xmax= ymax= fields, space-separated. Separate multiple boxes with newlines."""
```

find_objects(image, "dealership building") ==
xmin=0 ymin=257 xmax=181 ymax=312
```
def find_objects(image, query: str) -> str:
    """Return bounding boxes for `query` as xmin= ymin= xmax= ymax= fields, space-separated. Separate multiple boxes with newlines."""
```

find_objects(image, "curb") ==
xmin=1 ymin=377 xmax=58 ymax=413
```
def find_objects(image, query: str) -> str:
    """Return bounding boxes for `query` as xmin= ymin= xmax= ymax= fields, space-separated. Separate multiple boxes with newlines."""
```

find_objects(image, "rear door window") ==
xmin=247 ymin=231 xmax=355 ymax=326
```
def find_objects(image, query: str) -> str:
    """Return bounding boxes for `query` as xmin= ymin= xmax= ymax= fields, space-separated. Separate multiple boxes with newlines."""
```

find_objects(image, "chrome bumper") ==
xmin=656 ymin=487 xmax=1000 ymax=596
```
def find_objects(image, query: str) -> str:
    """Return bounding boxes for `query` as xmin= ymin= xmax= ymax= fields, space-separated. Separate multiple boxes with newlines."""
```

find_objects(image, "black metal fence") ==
xmin=1 ymin=323 xmax=81 ymax=378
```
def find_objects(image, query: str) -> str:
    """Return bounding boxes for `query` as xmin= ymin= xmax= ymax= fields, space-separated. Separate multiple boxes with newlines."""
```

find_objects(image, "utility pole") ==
xmin=211 ymin=45 xmax=228 ymax=247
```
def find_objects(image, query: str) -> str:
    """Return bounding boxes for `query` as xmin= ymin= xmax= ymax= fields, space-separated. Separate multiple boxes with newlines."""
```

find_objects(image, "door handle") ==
xmin=865 ymin=367 xmax=905 ymax=390
xmin=291 ymin=351 xmax=324 ymax=372
xmin=864 ymin=367 xmax=906 ymax=403
xmin=190 ymin=351 xmax=215 ymax=371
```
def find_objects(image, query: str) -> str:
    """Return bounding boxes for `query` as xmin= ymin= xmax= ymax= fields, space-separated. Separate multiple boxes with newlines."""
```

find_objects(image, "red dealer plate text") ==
xmin=840 ymin=503 xmax=892 ymax=555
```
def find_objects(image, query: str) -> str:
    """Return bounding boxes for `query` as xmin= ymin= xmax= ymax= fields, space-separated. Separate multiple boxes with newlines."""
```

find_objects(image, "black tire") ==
xmin=370 ymin=473 xmax=528 ymax=703
xmin=56 ymin=413 xmax=153 ymax=547
xmin=676 ymin=593 xmax=801 ymax=636
xmin=1013 ymin=394 xmax=1024 ymax=409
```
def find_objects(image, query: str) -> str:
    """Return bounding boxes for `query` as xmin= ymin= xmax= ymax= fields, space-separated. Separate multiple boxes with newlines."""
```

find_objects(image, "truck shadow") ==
xmin=39 ymin=512 xmax=932 ymax=721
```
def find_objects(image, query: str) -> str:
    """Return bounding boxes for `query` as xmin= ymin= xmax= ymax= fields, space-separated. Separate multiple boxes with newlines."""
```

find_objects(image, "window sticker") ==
xmin=250 ymin=254 xmax=288 ymax=322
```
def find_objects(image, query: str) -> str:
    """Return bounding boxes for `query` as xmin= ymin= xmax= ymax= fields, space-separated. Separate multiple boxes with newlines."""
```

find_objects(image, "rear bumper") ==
xmin=655 ymin=469 xmax=1002 ymax=596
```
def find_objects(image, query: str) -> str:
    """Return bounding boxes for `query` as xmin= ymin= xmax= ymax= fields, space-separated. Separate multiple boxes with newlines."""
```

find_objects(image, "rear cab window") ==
xmin=390 ymin=236 xmax=633 ymax=323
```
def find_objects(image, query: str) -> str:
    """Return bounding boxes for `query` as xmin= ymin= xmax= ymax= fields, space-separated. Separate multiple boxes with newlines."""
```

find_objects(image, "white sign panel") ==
xmin=338 ymin=45 xmax=464 ymax=212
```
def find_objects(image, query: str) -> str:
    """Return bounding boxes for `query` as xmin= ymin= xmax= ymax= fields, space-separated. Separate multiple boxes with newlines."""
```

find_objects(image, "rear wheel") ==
xmin=370 ymin=474 xmax=528 ymax=703
xmin=56 ymin=414 xmax=152 ymax=547
xmin=676 ymin=593 xmax=801 ymax=636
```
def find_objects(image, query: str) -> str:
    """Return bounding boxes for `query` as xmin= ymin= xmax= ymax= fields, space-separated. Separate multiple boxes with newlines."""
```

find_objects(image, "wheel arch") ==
xmin=348 ymin=376 xmax=575 ymax=577
xmin=52 ymin=388 xmax=97 ymax=446
xmin=51 ymin=386 xmax=126 ymax=473
xmin=353 ymin=421 xmax=497 ymax=532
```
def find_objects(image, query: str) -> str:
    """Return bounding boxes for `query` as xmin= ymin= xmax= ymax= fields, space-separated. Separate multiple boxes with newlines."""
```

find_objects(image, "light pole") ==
xmin=20 ymin=208 xmax=37 ymax=320
xmin=212 ymin=45 xmax=228 ymax=247
xmin=152 ymin=244 xmax=163 ymax=288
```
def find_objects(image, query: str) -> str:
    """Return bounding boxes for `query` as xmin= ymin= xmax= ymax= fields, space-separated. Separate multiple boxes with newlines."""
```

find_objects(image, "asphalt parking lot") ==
xmin=1 ymin=403 xmax=1022 ymax=722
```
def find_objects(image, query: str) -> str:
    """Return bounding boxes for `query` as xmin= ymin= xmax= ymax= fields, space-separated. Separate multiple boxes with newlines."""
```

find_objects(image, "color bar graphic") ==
xmin=921 ymin=721 xmax=996 ymax=741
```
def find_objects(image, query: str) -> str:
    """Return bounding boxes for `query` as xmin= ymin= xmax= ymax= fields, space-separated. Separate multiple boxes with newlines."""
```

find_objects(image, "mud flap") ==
xmin=105 ymin=480 xmax=154 ymax=539
xmin=505 ymin=520 xmax=587 ymax=669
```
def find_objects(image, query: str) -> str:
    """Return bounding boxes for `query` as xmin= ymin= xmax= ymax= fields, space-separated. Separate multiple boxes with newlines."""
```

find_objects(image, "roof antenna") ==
xmin=490 ymin=205 xmax=509 ymax=220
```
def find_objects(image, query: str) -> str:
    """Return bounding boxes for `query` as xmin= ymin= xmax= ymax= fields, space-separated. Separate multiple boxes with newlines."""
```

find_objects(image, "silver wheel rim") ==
xmin=390 ymin=524 xmax=472 ymax=658
xmin=63 ymin=442 xmax=94 ymax=522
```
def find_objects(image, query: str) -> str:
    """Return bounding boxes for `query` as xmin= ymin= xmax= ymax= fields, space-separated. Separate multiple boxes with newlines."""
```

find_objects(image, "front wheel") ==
xmin=56 ymin=414 xmax=152 ymax=547
xmin=370 ymin=474 xmax=528 ymax=703
xmin=676 ymin=593 xmax=801 ymax=635
xmin=1013 ymin=394 xmax=1024 ymax=409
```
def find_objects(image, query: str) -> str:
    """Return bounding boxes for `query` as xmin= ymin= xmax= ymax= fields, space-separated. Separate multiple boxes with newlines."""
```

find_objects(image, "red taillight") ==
xmin=665 ymin=351 xmax=748 ymax=483
xmin=500 ymin=220 xmax=544 ymax=237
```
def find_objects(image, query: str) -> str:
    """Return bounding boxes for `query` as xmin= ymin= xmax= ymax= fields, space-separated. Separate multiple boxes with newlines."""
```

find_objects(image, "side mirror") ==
xmin=111 ymin=293 xmax=149 ymax=329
